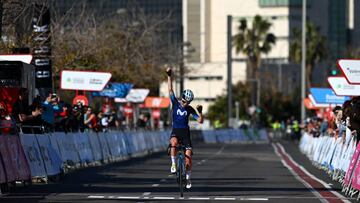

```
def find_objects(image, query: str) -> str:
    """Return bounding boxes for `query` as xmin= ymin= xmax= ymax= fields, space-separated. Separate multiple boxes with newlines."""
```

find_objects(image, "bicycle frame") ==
xmin=176 ymin=145 xmax=186 ymax=197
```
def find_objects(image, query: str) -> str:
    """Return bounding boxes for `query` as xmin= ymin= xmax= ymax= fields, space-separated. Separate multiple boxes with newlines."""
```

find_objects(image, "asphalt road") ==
xmin=0 ymin=140 xmax=355 ymax=203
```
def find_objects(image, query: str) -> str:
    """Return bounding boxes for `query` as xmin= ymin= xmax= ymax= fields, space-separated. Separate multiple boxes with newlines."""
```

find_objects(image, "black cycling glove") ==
xmin=166 ymin=69 xmax=172 ymax=77
xmin=196 ymin=105 xmax=203 ymax=114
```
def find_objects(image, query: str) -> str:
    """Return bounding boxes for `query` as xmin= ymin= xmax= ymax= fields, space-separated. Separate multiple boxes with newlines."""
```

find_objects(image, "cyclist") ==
xmin=166 ymin=67 xmax=203 ymax=189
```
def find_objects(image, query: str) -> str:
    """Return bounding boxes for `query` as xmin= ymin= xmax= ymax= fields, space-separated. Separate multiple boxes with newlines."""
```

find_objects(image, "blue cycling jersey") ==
xmin=170 ymin=92 xmax=199 ymax=129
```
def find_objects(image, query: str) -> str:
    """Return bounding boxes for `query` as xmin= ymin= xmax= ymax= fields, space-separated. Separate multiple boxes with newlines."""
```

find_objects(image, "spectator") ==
xmin=12 ymin=88 xmax=30 ymax=124
xmin=41 ymin=93 xmax=63 ymax=132
xmin=137 ymin=113 xmax=147 ymax=129
xmin=22 ymin=103 xmax=43 ymax=134
xmin=84 ymin=107 xmax=98 ymax=132
xmin=98 ymin=112 xmax=109 ymax=132
xmin=69 ymin=103 xmax=85 ymax=132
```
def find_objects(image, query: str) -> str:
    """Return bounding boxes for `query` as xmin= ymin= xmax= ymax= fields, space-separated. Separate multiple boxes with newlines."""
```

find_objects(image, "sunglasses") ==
xmin=181 ymin=99 xmax=190 ymax=104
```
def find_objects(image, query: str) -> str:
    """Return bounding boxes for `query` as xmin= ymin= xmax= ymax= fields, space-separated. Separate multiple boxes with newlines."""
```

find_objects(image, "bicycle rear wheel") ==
xmin=178 ymin=159 xmax=184 ymax=197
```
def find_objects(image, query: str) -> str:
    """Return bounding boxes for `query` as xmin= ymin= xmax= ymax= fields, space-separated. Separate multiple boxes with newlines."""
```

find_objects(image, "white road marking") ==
xmin=274 ymin=143 xmax=351 ymax=203
xmin=108 ymin=196 xmax=115 ymax=199
xmin=160 ymin=179 xmax=166 ymax=182
xmin=88 ymin=195 xmax=104 ymax=199
xmin=152 ymin=184 xmax=159 ymax=187
xmin=142 ymin=192 xmax=151 ymax=196
xmin=168 ymin=174 xmax=174 ymax=177
xmin=116 ymin=196 xmax=140 ymax=199
xmin=272 ymin=143 xmax=328 ymax=203
xmin=239 ymin=197 xmax=269 ymax=201
xmin=214 ymin=197 xmax=236 ymax=200
xmin=153 ymin=196 xmax=175 ymax=200
xmin=189 ymin=197 xmax=211 ymax=200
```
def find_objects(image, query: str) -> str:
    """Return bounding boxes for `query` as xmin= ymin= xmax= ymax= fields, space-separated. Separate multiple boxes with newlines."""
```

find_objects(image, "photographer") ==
xmin=41 ymin=93 xmax=63 ymax=132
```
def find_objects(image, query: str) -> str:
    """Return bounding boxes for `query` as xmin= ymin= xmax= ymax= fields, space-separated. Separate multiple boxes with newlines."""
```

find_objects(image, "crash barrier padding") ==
xmin=202 ymin=129 xmax=268 ymax=143
xmin=1 ymin=129 xmax=267 ymax=186
xmin=15 ymin=130 xmax=171 ymax=181
xmin=298 ymin=132 xmax=360 ymax=197
xmin=0 ymin=135 xmax=31 ymax=184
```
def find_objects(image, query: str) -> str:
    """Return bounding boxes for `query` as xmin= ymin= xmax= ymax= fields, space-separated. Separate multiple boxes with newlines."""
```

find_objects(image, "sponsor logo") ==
xmin=347 ymin=67 xmax=360 ymax=74
xmin=176 ymin=109 xmax=187 ymax=116
xmin=89 ymin=78 xmax=103 ymax=85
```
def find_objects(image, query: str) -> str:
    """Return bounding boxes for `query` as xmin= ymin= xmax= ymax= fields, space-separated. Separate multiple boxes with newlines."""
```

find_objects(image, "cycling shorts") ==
xmin=170 ymin=128 xmax=192 ymax=150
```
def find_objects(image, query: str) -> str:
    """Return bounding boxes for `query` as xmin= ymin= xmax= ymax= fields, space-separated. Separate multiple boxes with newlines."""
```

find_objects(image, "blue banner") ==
xmin=310 ymin=88 xmax=350 ymax=104
xmin=92 ymin=83 xmax=133 ymax=98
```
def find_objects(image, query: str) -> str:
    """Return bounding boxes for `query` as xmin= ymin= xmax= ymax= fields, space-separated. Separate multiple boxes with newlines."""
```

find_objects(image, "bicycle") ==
xmin=168 ymin=143 xmax=187 ymax=197
xmin=175 ymin=144 xmax=187 ymax=197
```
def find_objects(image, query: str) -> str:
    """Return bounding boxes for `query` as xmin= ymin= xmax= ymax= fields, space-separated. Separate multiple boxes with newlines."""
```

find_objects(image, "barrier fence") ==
xmin=0 ymin=128 xmax=268 ymax=191
xmin=202 ymin=129 xmax=268 ymax=143
xmin=299 ymin=132 xmax=360 ymax=199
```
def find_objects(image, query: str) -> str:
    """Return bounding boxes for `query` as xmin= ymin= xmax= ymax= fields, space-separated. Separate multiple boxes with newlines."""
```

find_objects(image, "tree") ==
xmin=50 ymin=2 xmax=180 ymax=95
xmin=290 ymin=22 xmax=327 ymax=90
xmin=207 ymin=82 xmax=251 ymax=127
xmin=0 ymin=1 xmax=181 ymax=96
xmin=232 ymin=15 xmax=276 ymax=105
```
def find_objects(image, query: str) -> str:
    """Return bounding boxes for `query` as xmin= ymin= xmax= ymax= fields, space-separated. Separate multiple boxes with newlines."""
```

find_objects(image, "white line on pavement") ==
xmin=239 ymin=197 xmax=269 ymax=201
xmin=152 ymin=184 xmax=159 ymax=187
xmin=116 ymin=196 xmax=140 ymax=199
xmin=153 ymin=196 xmax=175 ymax=200
xmin=142 ymin=192 xmax=151 ymax=196
xmin=88 ymin=195 xmax=104 ymax=199
xmin=189 ymin=197 xmax=211 ymax=200
xmin=276 ymin=143 xmax=351 ymax=203
xmin=214 ymin=197 xmax=236 ymax=200
xmin=272 ymin=143 xmax=327 ymax=203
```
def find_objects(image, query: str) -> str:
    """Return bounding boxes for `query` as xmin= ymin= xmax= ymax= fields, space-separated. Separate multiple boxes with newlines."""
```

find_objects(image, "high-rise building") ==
xmin=159 ymin=0 xmax=350 ymax=114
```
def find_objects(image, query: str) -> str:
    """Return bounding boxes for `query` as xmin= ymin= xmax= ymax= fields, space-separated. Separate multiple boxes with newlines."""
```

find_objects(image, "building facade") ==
xmin=160 ymin=0 xmax=350 ymax=114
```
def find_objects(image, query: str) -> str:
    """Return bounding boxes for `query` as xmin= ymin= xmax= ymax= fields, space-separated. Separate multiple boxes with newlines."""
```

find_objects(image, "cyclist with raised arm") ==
xmin=166 ymin=67 xmax=204 ymax=189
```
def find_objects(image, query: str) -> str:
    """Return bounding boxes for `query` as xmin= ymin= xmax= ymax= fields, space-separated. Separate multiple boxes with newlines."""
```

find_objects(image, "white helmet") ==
xmin=182 ymin=89 xmax=194 ymax=103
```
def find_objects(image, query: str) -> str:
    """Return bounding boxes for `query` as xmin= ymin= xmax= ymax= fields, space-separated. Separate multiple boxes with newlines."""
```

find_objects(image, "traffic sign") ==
xmin=328 ymin=76 xmax=360 ymax=96
xmin=337 ymin=59 xmax=360 ymax=84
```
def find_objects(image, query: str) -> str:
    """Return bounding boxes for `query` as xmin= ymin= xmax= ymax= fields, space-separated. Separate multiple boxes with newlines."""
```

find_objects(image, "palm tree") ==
xmin=290 ymin=22 xmax=327 ymax=90
xmin=233 ymin=15 xmax=276 ymax=105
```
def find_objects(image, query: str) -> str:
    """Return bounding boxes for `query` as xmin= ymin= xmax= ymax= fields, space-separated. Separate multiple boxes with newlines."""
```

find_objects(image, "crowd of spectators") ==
xmin=302 ymin=96 xmax=360 ymax=146
xmin=0 ymin=88 xmax=153 ymax=134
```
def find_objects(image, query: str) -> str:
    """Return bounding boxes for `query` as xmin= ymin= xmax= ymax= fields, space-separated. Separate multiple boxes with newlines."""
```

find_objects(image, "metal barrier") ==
xmin=299 ymin=132 xmax=360 ymax=199
xmin=0 ymin=128 xmax=268 ymax=194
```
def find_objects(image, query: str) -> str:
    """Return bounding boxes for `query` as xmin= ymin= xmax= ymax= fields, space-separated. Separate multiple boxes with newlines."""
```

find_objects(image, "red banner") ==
xmin=0 ymin=135 xmax=31 ymax=182
xmin=144 ymin=97 xmax=170 ymax=108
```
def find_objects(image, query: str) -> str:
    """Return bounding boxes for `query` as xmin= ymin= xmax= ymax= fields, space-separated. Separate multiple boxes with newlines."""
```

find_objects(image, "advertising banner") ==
xmin=19 ymin=134 xmax=46 ymax=177
xmin=144 ymin=97 xmax=171 ymax=108
xmin=309 ymin=88 xmax=350 ymax=105
xmin=61 ymin=70 xmax=112 ymax=91
xmin=115 ymin=88 xmax=149 ymax=103
xmin=92 ymin=83 xmax=133 ymax=98
xmin=0 ymin=135 xmax=30 ymax=182
xmin=35 ymin=134 xmax=62 ymax=176
xmin=328 ymin=76 xmax=360 ymax=96
xmin=338 ymin=59 xmax=360 ymax=84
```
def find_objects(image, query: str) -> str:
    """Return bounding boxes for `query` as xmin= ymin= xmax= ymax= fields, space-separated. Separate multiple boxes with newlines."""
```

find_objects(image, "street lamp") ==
xmin=301 ymin=0 xmax=307 ymax=122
